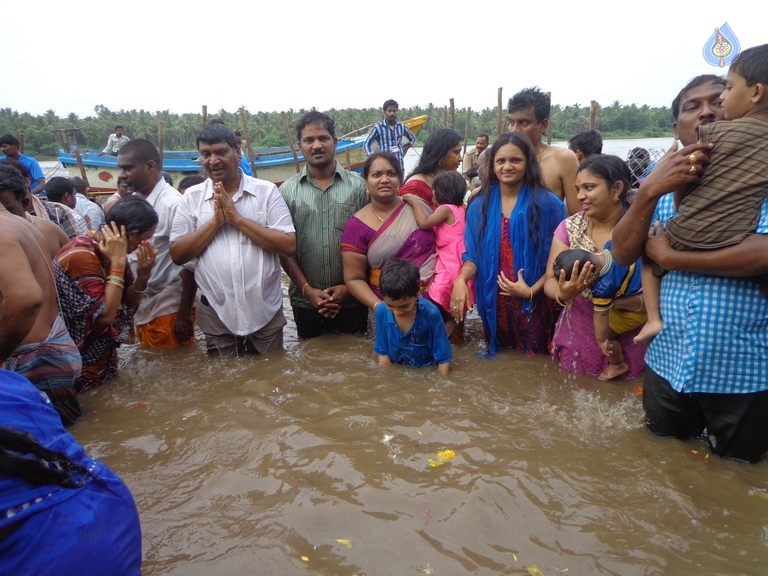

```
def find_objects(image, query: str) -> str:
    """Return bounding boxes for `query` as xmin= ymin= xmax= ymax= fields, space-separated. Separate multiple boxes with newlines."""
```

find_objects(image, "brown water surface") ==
xmin=72 ymin=303 xmax=768 ymax=575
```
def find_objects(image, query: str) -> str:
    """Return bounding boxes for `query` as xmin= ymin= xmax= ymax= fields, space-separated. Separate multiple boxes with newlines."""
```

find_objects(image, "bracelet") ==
xmin=106 ymin=278 xmax=125 ymax=289
xmin=106 ymin=275 xmax=125 ymax=285
xmin=555 ymin=293 xmax=571 ymax=307
xmin=109 ymin=267 xmax=125 ymax=275
xmin=634 ymin=297 xmax=645 ymax=312
xmin=529 ymin=287 xmax=534 ymax=301
xmin=301 ymin=282 xmax=310 ymax=296
xmin=132 ymin=285 xmax=147 ymax=294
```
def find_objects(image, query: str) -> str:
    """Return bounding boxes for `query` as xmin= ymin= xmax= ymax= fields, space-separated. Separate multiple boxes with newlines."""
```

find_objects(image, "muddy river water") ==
xmin=70 ymin=295 xmax=768 ymax=576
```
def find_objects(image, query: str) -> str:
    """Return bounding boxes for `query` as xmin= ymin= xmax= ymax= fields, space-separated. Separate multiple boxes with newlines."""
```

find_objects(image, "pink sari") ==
xmin=341 ymin=200 xmax=436 ymax=296
xmin=551 ymin=213 xmax=647 ymax=378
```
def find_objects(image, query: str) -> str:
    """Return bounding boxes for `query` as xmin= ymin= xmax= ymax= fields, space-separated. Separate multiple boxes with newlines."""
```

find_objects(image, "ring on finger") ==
xmin=688 ymin=164 xmax=698 ymax=175
xmin=688 ymin=153 xmax=698 ymax=164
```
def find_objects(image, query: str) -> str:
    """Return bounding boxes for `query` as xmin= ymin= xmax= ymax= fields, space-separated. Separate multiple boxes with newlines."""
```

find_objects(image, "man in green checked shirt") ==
xmin=279 ymin=112 xmax=369 ymax=339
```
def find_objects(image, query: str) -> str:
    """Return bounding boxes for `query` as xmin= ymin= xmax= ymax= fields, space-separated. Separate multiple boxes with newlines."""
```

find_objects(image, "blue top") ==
xmin=591 ymin=240 xmax=642 ymax=311
xmin=240 ymin=154 xmax=253 ymax=176
xmin=363 ymin=120 xmax=416 ymax=168
xmin=645 ymin=195 xmax=768 ymax=394
xmin=0 ymin=369 xmax=141 ymax=575
xmin=374 ymin=297 xmax=452 ymax=367
xmin=6 ymin=153 xmax=45 ymax=193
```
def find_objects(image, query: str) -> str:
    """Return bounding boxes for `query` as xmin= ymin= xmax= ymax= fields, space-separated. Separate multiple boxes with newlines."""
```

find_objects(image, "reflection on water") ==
xmin=71 ymin=289 xmax=768 ymax=576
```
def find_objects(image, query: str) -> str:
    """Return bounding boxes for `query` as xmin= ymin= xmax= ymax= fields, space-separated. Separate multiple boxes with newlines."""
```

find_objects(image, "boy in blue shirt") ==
xmin=554 ymin=242 xmax=645 ymax=381
xmin=374 ymin=259 xmax=452 ymax=374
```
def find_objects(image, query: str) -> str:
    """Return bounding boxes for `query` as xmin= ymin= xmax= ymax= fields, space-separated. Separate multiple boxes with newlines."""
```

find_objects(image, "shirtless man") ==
xmin=0 ymin=164 xmax=82 ymax=425
xmin=0 ymin=164 xmax=68 ymax=257
xmin=508 ymin=87 xmax=580 ymax=214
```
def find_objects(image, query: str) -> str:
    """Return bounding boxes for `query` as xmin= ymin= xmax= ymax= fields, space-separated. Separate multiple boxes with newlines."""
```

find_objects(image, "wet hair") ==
xmin=196 ymin=124 xmax=240 ymax=150
xmin=0 ymin=163 xmax=28 ymax=201
xmin=70 ymin=176 xmax=88 ymax=195
xmin=0 ymin=134 xmax=20 ymax=148
xmin=178 ymin=174 xmax=205 ymax=193
xmin=383 ymin=99 xmax=398 ymax=111
xmin=553 ymin=248 xmax=599 ymax=281
xmin=507 ymin=87 xmax=551 ymax=122
xmin=162 ymin=172 xmax=173 ymax=185
xmin=568 ymin=129 xmax=603 ymax=157
xmin=0 ymin=158 xmax=30 ymax=180
xmin=477 ymin=133 xmax=490 ymax=142
xmin=730 ymin=43 xmax=768 ymax=86
xmin=362 ymin=151 xmax=403 ymax=184
xmin=407 ymin=128 xmax=462 ymax=180
xmin=380 ymin=259 xmax=420 ymax=300
xmin=471 ymin=132 xmax=551 ymax=256
xmin=432 ymin=170 xmax=466 ymax=207
xmin=208 ymin=119 xmax=227 ymax=126
xmin=107 ymin=196 xmax=158 ymax=235
xmin=0 ymin=427 xmax=91 ymax=488
xmin=114 ymin=124 xmax=124 ymax=130
xmin=577 ymin=154 xmax=633 ymax=208
xmin=45 ymin=176 xmax=75 ymax=203
xmin=296 ymin=111 xmax=336 ymax=142
xmin=119 ymin=138 xmax=161 ymax=165
xmin=671 ymin=74 xmax=725 ymax=121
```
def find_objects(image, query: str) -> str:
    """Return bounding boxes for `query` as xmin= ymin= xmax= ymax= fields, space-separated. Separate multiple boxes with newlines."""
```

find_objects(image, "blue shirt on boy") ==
xmin=374 ymin=297 xmax=451 ymax=367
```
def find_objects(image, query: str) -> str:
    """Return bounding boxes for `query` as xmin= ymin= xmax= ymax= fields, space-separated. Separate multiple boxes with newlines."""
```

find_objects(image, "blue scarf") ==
xmin=467 ymin=183 xmax=565 ymax=356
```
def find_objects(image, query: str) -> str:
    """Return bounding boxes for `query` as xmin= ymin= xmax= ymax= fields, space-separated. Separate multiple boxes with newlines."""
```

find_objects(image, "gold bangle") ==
xmin=301 ymin=282 xmax=310 ymax=296
xmin=529 ymin=287 xmax=534 ymax=301
xmin=555 ymin=293 xmax=571 ymax=307
xmin=634 ymin=298 xmax=645 ymax=313
xmin=106 ymin=279 xmax=125 ymax=289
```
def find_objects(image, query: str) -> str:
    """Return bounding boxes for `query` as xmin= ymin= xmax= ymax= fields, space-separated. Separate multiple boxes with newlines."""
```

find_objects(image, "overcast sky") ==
xmin=2 ymin=2 xmax=760 ymax=118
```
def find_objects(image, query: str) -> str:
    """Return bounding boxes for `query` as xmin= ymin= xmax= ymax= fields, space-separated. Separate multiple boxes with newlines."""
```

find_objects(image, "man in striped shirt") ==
xmin=364 ymin=99 xmax=416 ymax=171
xmin=280 ymin=112 xmax=369 ymax=339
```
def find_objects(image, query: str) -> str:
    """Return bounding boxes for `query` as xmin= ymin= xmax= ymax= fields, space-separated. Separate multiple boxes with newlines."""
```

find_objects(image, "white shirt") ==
xmin=170 ymin=173 xmax=295 ymax=335
xmin=102 ymin=133 xmax=130 ymax=154
xmin=74 ymin=193 xmax=105 ymax=231
xmin=130 ymin=179 xmax=186 ymax=325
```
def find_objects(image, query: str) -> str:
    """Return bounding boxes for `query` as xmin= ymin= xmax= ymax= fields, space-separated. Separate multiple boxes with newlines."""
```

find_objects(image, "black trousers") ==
xmin=643 ymin=367 xmax=768 ymax=463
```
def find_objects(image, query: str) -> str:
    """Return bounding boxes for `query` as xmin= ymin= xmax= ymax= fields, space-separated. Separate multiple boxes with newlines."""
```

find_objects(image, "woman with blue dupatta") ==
xmin=450 ymin=133 xmax=565 ymax=356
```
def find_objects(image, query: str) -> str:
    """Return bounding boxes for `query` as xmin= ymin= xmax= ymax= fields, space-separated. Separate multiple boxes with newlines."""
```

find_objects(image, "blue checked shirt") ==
xmin=363 ymin=120 xmax=416 ymax=169
xmin=645 ymin=194 xmax=768 ymax=394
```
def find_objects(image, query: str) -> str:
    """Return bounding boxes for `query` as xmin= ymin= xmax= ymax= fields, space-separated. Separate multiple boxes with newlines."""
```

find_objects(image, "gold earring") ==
xmin=612 ymin=195 xmax=619 ymax=202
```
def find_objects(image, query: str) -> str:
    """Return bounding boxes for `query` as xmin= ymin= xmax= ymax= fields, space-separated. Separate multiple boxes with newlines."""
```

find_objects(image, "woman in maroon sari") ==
xmin=341 ymin=152 xmax=437 ymax=310
xmin=397 ymin=128 xmax=463 ymax=208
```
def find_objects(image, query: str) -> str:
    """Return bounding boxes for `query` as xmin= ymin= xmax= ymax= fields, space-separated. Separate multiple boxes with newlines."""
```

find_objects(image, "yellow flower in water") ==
xmin=336 ymin=539 xmax=352 ymax=549
xmin=428 ymin=448 xmax=457 ymax=468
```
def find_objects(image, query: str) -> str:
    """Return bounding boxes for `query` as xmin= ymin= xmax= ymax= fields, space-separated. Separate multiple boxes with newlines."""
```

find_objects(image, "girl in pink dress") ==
xmin=402 ymin=170 xmax=474 ymax=340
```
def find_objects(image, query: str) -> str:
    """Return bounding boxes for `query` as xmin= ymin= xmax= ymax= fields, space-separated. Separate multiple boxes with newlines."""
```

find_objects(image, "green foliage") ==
xmin=1 ymin=102 xmax=673 ymax=157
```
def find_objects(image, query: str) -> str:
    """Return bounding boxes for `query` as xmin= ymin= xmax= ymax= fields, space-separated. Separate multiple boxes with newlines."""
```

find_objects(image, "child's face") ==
xmin=383 ymin=295 xmax=418 ymax=319
xmin=722 ymin=70 xmax=755 ymax=120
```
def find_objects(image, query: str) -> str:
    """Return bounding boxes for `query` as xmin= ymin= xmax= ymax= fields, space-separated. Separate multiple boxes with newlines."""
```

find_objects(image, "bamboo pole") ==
xmin=238 ymin=107 xmax=257 ymax=176
xmin=497 ymin=87 xmax=504 ymax=135
xmin=157 ymin=121 xmax=165 ymax=171
xmin=281 ymin=112 xmax=300 ymax=174
xmin=546 ymin=92 xmax=553 ymax=145
xmin=17 ymin=131 xmax=25 ymax=153
xmin=201 ymin=105 xmax=208 ymax=129
xmin=449 ymin=98 xmax=456 ymax=129
xmin=462 ymin=107 xmax=471 ymax=158
xmin=589 ymin=100 xmax=597 ymax=130
xmin=443 ymin=106 xmax=448 ymax=127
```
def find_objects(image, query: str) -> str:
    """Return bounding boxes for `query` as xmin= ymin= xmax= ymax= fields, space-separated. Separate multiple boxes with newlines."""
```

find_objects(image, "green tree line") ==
xmin=0 ymin=102 xmax=674 ymax=158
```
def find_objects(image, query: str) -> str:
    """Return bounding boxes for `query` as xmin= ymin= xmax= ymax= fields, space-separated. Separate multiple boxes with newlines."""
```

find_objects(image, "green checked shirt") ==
xmin=280 ymin=162 xmax=368 ymax=308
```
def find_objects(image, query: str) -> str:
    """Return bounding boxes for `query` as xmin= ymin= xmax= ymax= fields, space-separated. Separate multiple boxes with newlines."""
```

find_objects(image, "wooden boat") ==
xmin=57 ymin=115 xmax=429 ymax=196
